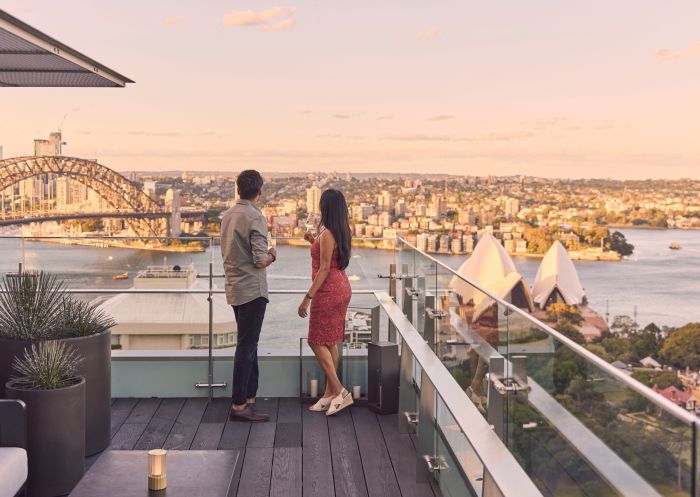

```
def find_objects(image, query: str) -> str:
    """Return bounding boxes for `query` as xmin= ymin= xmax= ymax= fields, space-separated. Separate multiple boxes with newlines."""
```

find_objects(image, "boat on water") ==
xmin=112 ymin=272 xmax=129 ymax=280
xmin=669 ymin=243 xmax=682 ymax=250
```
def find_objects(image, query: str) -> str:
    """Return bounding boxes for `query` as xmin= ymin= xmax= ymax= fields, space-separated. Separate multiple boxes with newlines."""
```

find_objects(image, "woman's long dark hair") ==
xmin=319 ymin=189 xmax=352 ymax=270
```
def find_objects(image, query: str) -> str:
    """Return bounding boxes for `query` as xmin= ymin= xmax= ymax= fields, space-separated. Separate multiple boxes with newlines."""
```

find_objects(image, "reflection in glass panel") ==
xmin=505 ymin=310 xmax=694 ymax=497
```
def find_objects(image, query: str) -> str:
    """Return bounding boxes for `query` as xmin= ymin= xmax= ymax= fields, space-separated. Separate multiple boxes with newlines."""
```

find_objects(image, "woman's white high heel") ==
xmin=308 ymin=396 xmax=333 ymax=412
xmin=326 ymin=389 xmax=353 ymax=416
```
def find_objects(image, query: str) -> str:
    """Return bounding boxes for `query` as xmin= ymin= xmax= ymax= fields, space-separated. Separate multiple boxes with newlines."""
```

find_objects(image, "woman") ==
xmin=298 ymin=189 xmax=353 ymax=416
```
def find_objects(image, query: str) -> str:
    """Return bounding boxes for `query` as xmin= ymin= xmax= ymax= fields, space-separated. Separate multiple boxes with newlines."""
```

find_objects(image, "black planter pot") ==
xmin=64 ymin=330 xmax=112 ymax=456
xmin=6 ymin=377 xmax=86 ymax=497
xmin=0 ymin=336 xmax=30 ymax=398
xmin=0 ymin=329 xmax=111 ymax=456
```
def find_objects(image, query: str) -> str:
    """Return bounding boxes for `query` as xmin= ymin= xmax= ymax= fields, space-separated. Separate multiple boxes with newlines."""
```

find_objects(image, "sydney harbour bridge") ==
xmin=0 ymin=156 xmax=201 ymax=237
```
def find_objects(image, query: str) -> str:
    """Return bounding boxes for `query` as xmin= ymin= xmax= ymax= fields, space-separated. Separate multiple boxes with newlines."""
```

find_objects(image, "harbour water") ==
xmin=0 ymin=228 xmax=697 ymax=347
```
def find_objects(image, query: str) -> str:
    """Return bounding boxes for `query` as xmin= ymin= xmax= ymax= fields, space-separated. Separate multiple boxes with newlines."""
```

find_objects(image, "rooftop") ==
xmin=104 ymin=397 xmax=437 ymax=497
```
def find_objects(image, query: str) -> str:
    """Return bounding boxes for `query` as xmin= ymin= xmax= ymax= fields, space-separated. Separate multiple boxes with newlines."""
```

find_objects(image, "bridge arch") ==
xmin=0 ymin=156 xmax=166 ymax=236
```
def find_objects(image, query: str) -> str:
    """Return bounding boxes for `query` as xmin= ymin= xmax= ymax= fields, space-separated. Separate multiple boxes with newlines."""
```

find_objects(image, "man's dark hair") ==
xmin=236 ymin=170 xmax=264 ymax=200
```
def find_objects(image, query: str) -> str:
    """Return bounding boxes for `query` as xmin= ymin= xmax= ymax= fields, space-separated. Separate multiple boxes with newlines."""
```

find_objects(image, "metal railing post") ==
xmin=398 ymin=340 xmax=417 ymax=435
xmin=388 ymin=263 xmax=397 ymax=342
xmin=423 ymin=293 xmax=437 ymax=352
xmin=487 ymin=356 xmax=506 ymax=441
xmin=416 ymin=372 xmax=436 ymax=483
xmin=207 ymin=260 xmax=214 ymax=403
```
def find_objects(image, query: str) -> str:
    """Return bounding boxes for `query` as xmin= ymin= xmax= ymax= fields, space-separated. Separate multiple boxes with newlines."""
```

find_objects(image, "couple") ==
xmin=221 ymin=170 xmax=353 ymax=422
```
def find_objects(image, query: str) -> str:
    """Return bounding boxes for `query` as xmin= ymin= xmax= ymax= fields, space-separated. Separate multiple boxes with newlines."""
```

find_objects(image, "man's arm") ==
xmin=251 ymin=216 xmax=275 ymax=269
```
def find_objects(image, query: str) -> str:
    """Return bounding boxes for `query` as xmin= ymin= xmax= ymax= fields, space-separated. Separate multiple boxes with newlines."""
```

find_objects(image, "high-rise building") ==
xmin=306 ymin=185 xmax=321 ymax=214
xmin=34 ymin=131 xmax=63 ymax=156
xmin=165 ymin=188 xmax=182 ymax=237
xmin=504 ymin=197 xmax=520 ymax=219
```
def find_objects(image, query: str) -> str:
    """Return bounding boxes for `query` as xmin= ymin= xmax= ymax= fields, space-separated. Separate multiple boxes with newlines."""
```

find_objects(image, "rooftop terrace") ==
xmin=104 ymin=397 xmax=438 ymax=497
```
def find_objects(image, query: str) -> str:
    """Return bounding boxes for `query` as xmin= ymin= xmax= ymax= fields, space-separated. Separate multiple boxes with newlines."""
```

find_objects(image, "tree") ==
xmin=611 ymin=315 xmax=638 ymax=335
xmin=556 ymin=322 xmax=586 ymax=345
xmin=600 ymin=335 xmax=634 ymax=363
xmin=650 ymin=370 xmax=682 ymax=390
xmin=586 ymin=344 xmax=610 ymax=362
xmin=630 ymin=330 xmax=661 ymax=361
xmin=609 ymin=231 xmax=634 ymax=256
xmin=547 ymin=303 xmax=583 ymax=326
xmin=660 ymin=323 xmax=700 ymax=369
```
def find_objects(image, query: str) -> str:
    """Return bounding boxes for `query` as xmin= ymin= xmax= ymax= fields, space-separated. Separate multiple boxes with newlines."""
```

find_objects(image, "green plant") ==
xmin=11 ymin=341 xmax=83 ymax=390
xmin=0 ymin=271 xmax=67 ymax=340
xmin=58 ymin=299 xmax=116 ymax=338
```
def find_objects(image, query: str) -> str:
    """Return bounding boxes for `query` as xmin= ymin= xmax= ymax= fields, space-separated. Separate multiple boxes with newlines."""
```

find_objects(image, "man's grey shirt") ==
xmin=220 ymin=199 xmax=269 ymax=306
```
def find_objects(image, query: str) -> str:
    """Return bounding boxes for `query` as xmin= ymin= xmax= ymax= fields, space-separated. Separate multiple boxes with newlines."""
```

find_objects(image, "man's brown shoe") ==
xmin=229 ymin=405 xmax=269 ymax=422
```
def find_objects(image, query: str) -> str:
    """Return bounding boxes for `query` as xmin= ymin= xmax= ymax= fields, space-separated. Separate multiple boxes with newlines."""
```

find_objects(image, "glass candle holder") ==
xmin=148 ymin=449 xmax=167 ymax=491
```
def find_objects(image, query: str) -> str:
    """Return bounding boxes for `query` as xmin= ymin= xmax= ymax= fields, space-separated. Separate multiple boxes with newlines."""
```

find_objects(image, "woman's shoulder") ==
xmin=320 ymin=229 xmax=338 ymax=242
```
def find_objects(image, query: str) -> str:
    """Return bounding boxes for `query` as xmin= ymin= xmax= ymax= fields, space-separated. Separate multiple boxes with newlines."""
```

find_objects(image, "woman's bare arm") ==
xmin=306 ymin=231 xmax=335 ymax=298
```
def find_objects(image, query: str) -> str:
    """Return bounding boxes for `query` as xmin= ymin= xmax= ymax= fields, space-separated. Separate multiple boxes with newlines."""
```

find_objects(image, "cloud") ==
xmin=128 ymin=130 xmax=217 ymax=137
xmin=333 ymin=114 xmax=351 ymax=119
xmin=384 ymin=131 xmax=535 ymax=142
xmin=427 ymin=114 xmax=454 ymax=122
xmin=376 ymin=115 xmax=393 ymax=121
xmin=655 ymin=42 xmax=700 ymax=61
xmin=162 ymin=15 xmax=186 ymax=26
xmin=417 ymin=27 xmax=439 ymax=40
xmin=262 ymin=18 xmax=295 ymax=32
xmin=222 ymin=7 xmax=295 ymax=31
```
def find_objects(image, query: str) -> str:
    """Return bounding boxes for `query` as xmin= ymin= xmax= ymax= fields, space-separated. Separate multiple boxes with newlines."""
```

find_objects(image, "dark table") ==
xmin=69 ymin=450 xmax=239 ymax=497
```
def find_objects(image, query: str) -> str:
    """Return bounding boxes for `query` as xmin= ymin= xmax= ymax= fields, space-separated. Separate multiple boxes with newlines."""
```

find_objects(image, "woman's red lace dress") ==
xmin=308 ymin=236 xmax=352 ymax=345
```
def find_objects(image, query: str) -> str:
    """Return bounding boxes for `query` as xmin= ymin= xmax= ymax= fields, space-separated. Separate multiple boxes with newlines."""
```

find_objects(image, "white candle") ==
xmin=310 ymin=379 xmax=319 ymax=398
xmin=352 ymin=385 xmax=361 ymax=399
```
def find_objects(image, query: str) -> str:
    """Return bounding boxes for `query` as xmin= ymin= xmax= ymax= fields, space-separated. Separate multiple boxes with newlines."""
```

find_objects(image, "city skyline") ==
xmin=2 ymin=1 xmax=700 ymax=179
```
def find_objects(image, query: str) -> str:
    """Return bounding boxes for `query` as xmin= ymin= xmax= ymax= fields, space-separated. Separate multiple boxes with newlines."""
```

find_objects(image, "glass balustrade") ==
xmin=395 ymin=237 xmax=700 ymax=497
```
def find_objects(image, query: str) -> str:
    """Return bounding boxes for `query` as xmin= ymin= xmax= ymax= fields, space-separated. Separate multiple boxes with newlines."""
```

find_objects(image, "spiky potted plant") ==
xmin=6 ymin=341 xmax=86 ymax=497
xmin=0 ymin=271 xmax=116 ymax=455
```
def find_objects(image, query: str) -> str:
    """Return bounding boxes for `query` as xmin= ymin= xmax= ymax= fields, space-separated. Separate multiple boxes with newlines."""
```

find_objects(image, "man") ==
xmin=221 ymin=170 xmax=277 ymax=422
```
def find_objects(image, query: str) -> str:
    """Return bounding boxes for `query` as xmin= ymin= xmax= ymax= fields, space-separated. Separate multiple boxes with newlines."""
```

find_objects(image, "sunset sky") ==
xmin=2 ymin=1 xmax=700 ymax=178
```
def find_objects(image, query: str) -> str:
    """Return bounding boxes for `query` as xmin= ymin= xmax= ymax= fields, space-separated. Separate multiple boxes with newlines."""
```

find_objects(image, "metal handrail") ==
xmin=52 ymin=289 xmax=379 ymax=295
xmin=374 ymin=290 xmax=544 ymax=497
xmin=396 ymin=237 xmax=699 ymax=426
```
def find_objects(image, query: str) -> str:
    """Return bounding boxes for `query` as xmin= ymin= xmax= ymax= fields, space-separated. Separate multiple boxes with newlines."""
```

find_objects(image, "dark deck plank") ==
xmin=271 ymin=447 xmax=302 ymax=497
xmin=328 ymin=409 xmax=369 ymax=497
xmin=110 ymin=398 xmax=138 ymax=437
xmin=352 ymin=408 xmax=402 ymax=497
xmin=190 ymin=398 xmax=231 ymax=450
xmin=219 ymin=417 xmax=251 ymax=449
xmin=247 ymin=398 xmax=278 ymax=448
xmin=377 ymin=414 xmax=436 ymax=497
xmin=277 ymin=397 xmax=301 ymax=423
xmin=163 ymin=397 xmax=208 ymax=450
xmin=236 ymin=447 xmax=273 ymax=497
xmin=111 ymin=398 xmax=161 ymax=450
xmin=302 ymin=407 xmax=333 ymax=497
xmin=134 ymin=398 xmax=185 ymax=450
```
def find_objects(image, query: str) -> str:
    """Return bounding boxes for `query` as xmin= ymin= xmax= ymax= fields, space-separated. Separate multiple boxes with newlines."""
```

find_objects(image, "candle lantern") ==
xmin=148 ymin=449 xmax=167 ymax=491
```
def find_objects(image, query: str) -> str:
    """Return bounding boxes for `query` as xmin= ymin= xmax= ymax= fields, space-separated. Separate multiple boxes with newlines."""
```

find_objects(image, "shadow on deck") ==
xmin=101 ymin=397 xmax=440 ymax=497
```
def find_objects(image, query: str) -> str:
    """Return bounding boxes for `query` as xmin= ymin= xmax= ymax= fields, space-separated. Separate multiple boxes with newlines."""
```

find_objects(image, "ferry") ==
xmin=669 ymin=243 xmax=682 ymax=250
xmin=112 ymin=272 xmax=129 ymax=280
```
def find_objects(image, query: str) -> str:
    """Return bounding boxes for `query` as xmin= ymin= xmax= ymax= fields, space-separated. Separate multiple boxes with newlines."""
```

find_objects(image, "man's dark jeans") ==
xmin=231 ymin=297 xmax=268 ymax=406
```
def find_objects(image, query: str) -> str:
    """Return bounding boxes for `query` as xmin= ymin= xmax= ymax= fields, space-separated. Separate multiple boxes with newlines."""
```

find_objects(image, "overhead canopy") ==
xmin=451 ymin=232 xmax=534 ymax=322
xmin=0 ymin=9 xmax=133 ymax=87
xmin=532 ymin=240 xmax=586 ymax=308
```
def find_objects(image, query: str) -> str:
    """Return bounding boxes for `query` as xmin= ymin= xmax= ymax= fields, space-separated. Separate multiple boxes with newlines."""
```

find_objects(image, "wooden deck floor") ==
xmin=104 ymin=397 xmax=439 ymax=497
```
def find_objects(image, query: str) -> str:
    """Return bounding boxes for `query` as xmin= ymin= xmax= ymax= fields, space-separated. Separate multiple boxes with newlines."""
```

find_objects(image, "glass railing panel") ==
xmin=435 ymin=394 xmax=484 ymax=497
xmin=0 ymin=235 xmax=218 ymax=289
xmin=504 ymin=309 xmax=695 ymax=497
